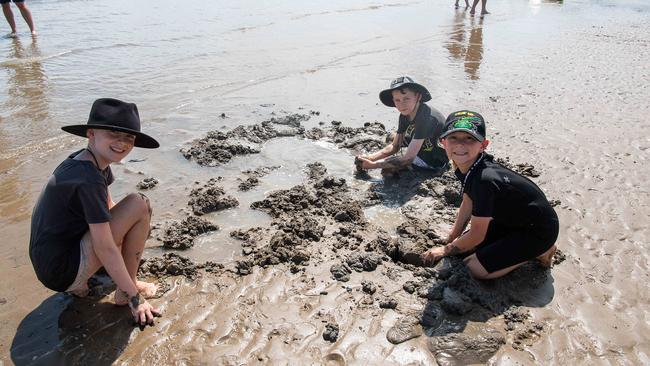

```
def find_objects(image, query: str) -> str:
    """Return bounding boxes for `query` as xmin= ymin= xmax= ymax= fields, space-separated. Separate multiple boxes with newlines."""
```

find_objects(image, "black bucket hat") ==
xmin=379 ymin=76 xmax=432 ymax=107
xmin=61 ymin=98 xmax=159 ymax=148
xmin=440 ymin=110 xmax=486 ymax=142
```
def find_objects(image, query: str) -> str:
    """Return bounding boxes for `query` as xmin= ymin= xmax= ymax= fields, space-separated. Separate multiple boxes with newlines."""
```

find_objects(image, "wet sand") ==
xmin=2 ymin=0 xmax=650 ymax=364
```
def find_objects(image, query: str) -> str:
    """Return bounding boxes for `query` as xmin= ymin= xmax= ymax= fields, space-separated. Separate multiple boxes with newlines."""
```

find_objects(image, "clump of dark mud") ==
xmin=495 ymin=156 xmax=541 ymax=177
xmin=323 ymin=323 xmax=339 ymax=342
xmin=305 ymin=121 xmax=390 ymax=154
xmin=139 ymin=253 xmax=224 ymax=280
xmin=181 ymin=114 xmax=308 ymax=166
xmin=162 ymin=216 xmax=219 ymax=249
xmin=237 ymin=166 xmax=280 ymax=191
xmin=136 ymin=177 xmax=159 ymax=190
xmin=139 ymin=253 xmax=201 ymax=280
xmin=188 ymin=178 xmax=239 ymax=215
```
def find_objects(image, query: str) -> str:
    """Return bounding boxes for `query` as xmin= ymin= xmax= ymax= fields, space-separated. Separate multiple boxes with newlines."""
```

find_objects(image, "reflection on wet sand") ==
xmin=445 ymin=10 xmax=484 ymax=80
xmin=0 ymin=36 xmax=49 ymax=223
xmin=3 ymin=36 xmax=49 ymax=122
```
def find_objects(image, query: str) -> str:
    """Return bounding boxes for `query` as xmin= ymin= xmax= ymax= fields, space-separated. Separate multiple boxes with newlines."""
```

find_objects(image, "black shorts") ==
xmin=0 ymin=0 xmax=26 ymax=4
xmin=474 ymin=215 xmax=559 ymax=273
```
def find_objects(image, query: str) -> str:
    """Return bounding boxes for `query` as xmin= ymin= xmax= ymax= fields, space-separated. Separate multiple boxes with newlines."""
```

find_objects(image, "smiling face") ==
xmin=87 ymin=128 xmax=136 ymax=166
xmin=441 ymin=131 xmax=489 ymax=172
xmin=391 ymin=88 xmax=421 ymax=117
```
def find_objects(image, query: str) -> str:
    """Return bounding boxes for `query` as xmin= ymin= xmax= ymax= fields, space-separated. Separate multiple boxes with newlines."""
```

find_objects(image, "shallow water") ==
xmin=2 ymin=0 xmax=650 ymax=364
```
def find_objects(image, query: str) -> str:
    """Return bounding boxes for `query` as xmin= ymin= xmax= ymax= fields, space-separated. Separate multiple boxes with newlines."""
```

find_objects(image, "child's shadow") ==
xmin=11 ymin=291 xmax=136 ymax=365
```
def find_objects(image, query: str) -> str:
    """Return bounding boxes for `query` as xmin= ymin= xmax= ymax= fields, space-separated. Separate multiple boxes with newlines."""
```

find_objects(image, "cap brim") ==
xmin=61 ymin=124 xmax=160 ymax=149
xmin=439 ymin=128 xmax=484 ymax=142
xmin=379 ymin=82 xmax=432 ymax=107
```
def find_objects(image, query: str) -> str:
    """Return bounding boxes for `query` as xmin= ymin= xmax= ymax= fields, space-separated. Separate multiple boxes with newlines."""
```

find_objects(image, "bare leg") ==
xmin=108 ymin=193 xmax=157 ymax=304
xmin=69 ymin=193 xmax=156 ymax=302
xmin=465 ymin=0 xmax=470 ymax=7
xmin=536 ymin=244 xmax=556 ymax=268
xmin=2 ymin=3 xmax=17 ymax=34
xmin=470 ymin=0 xmax=480 ymax=15
xmin=480 ymin=0 xmax=489 ymax=15
xmin=15 ymin=2 xmax=35 ymax=35
xmin=464 ymin=254 xmax=526 ymax=279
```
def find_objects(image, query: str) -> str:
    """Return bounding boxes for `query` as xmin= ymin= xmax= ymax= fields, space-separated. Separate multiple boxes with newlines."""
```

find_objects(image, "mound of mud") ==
xmin=162 ymin=216 xmax=219 ymax=249
xmin=305 ymin=121 xmax=390 ymax=154
xmin=188 ymin=178 xmax=239 ymax=215
xmin=181 ymin=114 xmax=309 ymax=166
xmin=237 ymin=166 xmax=280 ymax=191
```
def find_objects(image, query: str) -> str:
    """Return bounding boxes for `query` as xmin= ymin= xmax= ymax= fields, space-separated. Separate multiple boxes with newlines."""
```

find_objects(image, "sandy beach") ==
xmin=1 ymin=0 xmax=649 ymax=364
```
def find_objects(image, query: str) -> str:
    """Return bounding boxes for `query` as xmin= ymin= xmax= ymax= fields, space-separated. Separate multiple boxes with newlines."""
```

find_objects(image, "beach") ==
xmin=1 ymin=0 xmax=649 ymax=364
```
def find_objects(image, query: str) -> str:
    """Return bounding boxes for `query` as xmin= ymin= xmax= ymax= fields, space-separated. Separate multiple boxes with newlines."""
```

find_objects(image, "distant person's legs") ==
xmin=1 ymin=2 xmax=18 ymax=35
xmin=470 ymin=0 xmax=489 ymax=15
xmin=454 ymin=0 xmax=470 ymax=8
xmin=14 ymin=1 xmax=36 ymax=35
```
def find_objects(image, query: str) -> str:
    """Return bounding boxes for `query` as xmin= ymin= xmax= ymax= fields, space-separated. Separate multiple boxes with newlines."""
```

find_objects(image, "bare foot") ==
xmin=481 ymin=10 xmax=490 ymax=15
xmin=536 ymin=245 xmax=557 ymax=268
xmin=114 ymin=281 xmax=159 ymax=305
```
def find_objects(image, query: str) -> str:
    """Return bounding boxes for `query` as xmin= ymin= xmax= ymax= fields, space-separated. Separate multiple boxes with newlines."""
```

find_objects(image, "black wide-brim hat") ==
xmin=379 ymin=76 xmax=432 ymax=107
xmin=61 ymin=98 xmax=160 ymax=149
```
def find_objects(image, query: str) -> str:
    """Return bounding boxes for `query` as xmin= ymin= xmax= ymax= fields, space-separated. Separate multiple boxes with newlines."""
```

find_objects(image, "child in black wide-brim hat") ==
xmin=421 ymin=110 xmax=558 ymax=279
xmin=29 ymin=98 xmax=162 ymax=326
xmin=355 ymin=76 xmax=449 ymax=176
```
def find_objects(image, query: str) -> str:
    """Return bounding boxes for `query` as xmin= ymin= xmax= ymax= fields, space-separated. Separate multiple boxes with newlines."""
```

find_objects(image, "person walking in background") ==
xmin=455 ymin=0 xmax=469 ymax=9
xmin=470 ymin=0 xmax=489 ymax=16
xmin=1 ymin=0 xmax=36 ymax=36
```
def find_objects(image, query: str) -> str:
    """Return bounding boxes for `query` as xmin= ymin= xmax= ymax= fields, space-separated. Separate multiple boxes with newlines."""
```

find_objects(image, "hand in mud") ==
xmin=421 ymin=246 xmax=446 ymax=266
xmin=354 ymin=156 xmax=366 ymax=171
xmin=131 ymin=300 xmax=162 ymax=327
xmin=355 ymin=156 xmax=374 ymax=170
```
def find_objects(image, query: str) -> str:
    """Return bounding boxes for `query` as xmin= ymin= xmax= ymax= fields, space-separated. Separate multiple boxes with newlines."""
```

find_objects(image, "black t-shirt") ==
xmin=29 ymin=150 xmax=114 ymax=292
xmin=456 ymin=154 xmax=557 ymax=231
xmin=396 ymin=103 xmax=448 ymax=168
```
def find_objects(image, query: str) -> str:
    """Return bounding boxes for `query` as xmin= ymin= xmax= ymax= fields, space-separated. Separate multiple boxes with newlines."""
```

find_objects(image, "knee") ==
xmin=2 ymin=4 xmax=11 ymax=10
xmin=15 ymin=3 xmax=27 ymax=10
xmin=126 ymin=192 xmax=152 ymax=219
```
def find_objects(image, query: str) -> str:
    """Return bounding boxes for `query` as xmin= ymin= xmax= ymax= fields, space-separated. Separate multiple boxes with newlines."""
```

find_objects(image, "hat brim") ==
xmin=61 ymin=124 xmax=160 ymax=149
xmin=439 ymin=128 xmax=484 ymax=142
xmin=379 ymin=82 xmax=432 ymax=107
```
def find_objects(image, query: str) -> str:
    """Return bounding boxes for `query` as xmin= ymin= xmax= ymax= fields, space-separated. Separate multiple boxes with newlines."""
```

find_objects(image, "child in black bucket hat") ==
xmin=421 ymin=110 xmax=558 ymax=279
xmin=355 ymin=76 xmax=449 ymax=176
xmin=29 ymin=98 xmax=162 ymax=326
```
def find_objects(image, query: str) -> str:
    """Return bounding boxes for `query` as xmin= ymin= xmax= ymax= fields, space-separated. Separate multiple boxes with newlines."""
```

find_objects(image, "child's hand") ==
xmin=356 ymin=156 xmax=375 ymax=170
xmin=421 ymin=246 xmax=446 ymax=266
xmin=129 ymin=294 xmax=161 ymax=326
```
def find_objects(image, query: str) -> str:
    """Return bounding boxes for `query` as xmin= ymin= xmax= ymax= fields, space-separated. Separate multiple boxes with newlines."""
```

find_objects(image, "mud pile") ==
xmin=305 ymin=121 xmax=390 ymax=153
xmin=161 ymin=216 xmax=219 ymax=249
xmin=181 ymin=114 xmax=309 ymax=166
xmin=188 ymin=178 xmax=239 ymax=215
xmin=237 ymin=166 xmax=280 ymax=191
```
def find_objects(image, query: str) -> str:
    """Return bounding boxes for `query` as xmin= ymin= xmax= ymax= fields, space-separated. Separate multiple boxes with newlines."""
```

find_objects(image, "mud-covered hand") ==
xmin=355 ymin=156 xmax=376 ymax=170
xmin=420 ymin=246 xmax=447 ymax=266
xmin=129 ymin=293 xmax=161 ymax=326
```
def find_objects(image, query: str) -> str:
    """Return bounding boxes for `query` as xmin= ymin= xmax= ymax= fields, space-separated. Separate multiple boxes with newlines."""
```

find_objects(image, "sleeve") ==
xmin=469 ymin=178 xmax=498 ymax=218
xmin=76 ymin=181 xmax=111 ymax=224
xmin=396 ymin=115 xmax=408 ymax=134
